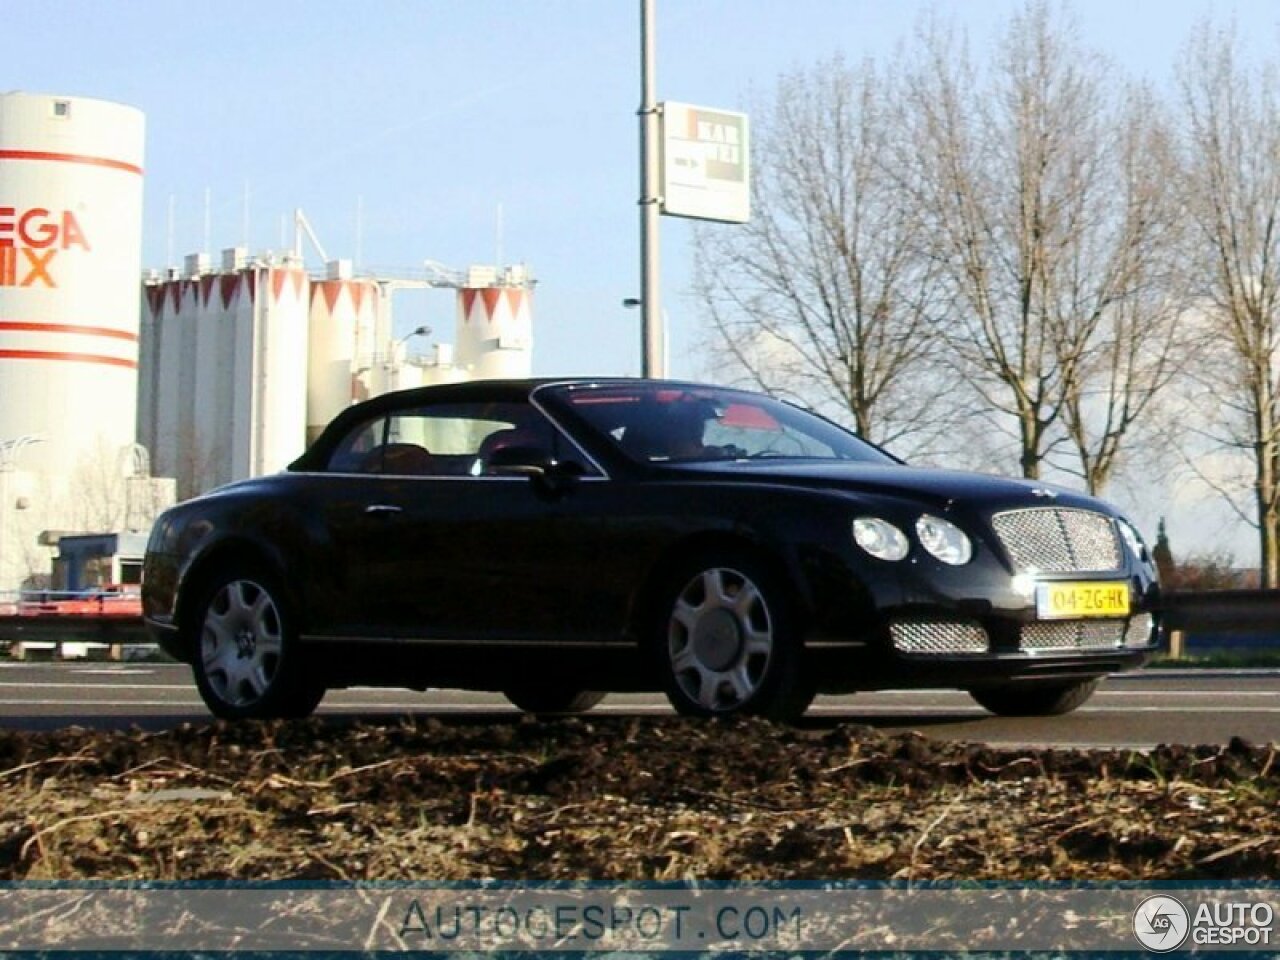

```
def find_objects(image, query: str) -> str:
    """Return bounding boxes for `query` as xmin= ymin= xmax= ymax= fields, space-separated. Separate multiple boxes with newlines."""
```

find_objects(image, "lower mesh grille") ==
xmin=1125 ymin=613 xmax=1154 ymax=648
xmin=1021 ymin=621 xmax=1125 ymax=651
xmin=891 ymin=620 xmax=989 ymax=654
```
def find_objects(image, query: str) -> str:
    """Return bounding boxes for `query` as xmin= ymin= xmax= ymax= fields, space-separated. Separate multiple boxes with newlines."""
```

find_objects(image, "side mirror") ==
xmin=486 ymin=445 xmax=555 ymax=477
xmin=486 ymin=446 xmax=584 ymax=493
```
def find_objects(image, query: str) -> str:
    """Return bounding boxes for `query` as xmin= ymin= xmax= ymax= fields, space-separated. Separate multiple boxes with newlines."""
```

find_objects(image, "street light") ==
xmin=398 ymin=325 xmax=431 ymax=346
xmin=393 ymin=325 xmax=432 ymax=365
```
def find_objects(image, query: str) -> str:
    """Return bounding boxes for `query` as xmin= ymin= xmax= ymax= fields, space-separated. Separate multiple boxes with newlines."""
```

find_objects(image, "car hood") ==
xmin=661 ymin=460 xmax=1111 ymax=514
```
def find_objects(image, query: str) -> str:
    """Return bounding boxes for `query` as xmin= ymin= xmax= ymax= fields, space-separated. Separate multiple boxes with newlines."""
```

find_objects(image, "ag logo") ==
xmin=1133 ymin=895 xmax=1190 ymax=952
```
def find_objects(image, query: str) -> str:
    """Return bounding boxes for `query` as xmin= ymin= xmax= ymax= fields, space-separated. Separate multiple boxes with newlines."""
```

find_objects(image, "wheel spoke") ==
xmin=726 ymin=664 xmax=755 ymax=703
xmin=671 ymin=598 xmax=701 ymax=633
xmin=229 ymin=581 xmax=256 ymax=618
xmin=693 ymin=665 xmax=722 ymax=709
xmin=733 ymin=580 xmax=762 ymax=620
xmin=249 ymin=591 xmax=277 ymax=633
xmin=202 ymin=606 xmax=237 ymax=649
xmin=670 ymin=642 xmax=700 ymax=675
xmin=704 ymin=569 xmax=734 ymax=608
xmin=743 ymin=627 xmax=772 ymax=657
xmin=245 ymin=658 xmax=274 ymax=698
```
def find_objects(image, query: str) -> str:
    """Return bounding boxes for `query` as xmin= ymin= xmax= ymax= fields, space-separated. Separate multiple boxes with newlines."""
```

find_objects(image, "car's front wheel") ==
xmin=503 ymin=688 xmax=606 ymax=715
xmin=655 ymin=552 xmax=814 ymax=722
xmin=190 ymin=568 xmax=324 ymax=720
xmin=968 ymin=677 xmax=1101 ymax=717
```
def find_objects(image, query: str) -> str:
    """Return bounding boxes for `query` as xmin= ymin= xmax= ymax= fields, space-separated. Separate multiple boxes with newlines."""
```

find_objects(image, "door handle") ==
xmin=364 ymin=504 xmax=403 ymax=515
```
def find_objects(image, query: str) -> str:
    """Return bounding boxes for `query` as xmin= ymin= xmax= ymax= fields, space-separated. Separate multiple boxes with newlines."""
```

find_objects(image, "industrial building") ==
xmin=137 ymin=248 xmax=534 ymax=497
xmin=0 ymin=90 xmax=535 ymax=594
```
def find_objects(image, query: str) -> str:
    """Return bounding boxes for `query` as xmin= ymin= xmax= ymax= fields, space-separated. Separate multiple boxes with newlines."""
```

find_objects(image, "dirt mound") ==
xmin=0 ymin=716 xmax=1274 ymax=880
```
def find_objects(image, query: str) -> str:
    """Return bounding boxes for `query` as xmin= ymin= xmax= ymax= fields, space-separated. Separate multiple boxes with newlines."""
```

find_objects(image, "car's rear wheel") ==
xmin=968 ymin=677 xmax=1101 ymax=716
xmin=503 ymin=688 xmax=606 ymax=715
xmin=655 ymin=552 xmax=814 ymax=722
xmin=190 ymin=568 xmax=324 ymax=720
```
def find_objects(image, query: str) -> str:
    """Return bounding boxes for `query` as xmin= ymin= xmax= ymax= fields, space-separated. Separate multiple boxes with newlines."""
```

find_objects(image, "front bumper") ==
xmin=802 ymin=541 xmax=1161 ymax=693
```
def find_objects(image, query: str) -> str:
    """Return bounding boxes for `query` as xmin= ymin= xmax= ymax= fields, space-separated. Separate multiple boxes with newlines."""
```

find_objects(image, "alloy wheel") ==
xmin=667 ymin=566 xmax=774 ymax=712
xmin=200 ymin=579 xmax=284 ymax=708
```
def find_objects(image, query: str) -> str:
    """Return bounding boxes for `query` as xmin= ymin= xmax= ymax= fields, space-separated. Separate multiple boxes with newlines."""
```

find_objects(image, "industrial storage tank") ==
xmin=453 ymin=266 xmax=533 ymax=380
xmin=306 ymin=260 xmax=380 ymax=442
xmin=0 ymin=92 xmax=145 ymax=478
xmin=139 ymin=250 xmax=309 ymax=496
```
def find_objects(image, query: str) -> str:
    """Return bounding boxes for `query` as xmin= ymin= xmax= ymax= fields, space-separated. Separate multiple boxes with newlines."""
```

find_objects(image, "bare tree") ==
xmin=693 ymin=56 xmax=952 ymax=458
xmin=1055 ymin=86 xmax=1191 ymax=492
xmin=1179 ymin=25 xmax=1280 ymax=585
xmin=906 ymin=3 xmax=1185 ymax=488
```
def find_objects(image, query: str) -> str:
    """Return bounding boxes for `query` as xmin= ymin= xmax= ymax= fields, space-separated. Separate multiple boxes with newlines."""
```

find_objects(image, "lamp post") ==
xmin=623 ymin=298 xmax=667 ymax=377
xmin=639 ymin=0 xmax=665 ymax=378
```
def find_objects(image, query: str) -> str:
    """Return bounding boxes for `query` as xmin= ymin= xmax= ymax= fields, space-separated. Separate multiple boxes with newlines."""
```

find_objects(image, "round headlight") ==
xmin=915 ymin=515 xmax=973 ymax=565
xmin=853 ymin=517 xmax=909 ymax=562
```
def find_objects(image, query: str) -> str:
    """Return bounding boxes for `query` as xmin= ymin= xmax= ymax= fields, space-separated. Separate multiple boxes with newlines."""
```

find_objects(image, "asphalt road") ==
xmin=0 ymin=661 xmax=1274 ymax=749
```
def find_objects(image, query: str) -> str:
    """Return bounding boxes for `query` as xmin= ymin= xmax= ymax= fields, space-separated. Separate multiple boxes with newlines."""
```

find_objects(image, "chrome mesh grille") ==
xmin=1021 ymin=620 xmax=1125 ymax=651
xmin=992 ymin=508 xmax=1121 ymax=572
xmin=1124 ymin=613 xmax=1154 ymax=648
xmin=891 ymin=620 xmax=989 ymax=654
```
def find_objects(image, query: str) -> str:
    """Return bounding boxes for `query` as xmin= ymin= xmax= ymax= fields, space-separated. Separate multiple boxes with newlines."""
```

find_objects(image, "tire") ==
xmin=189 ymin=567 xmax=325 ymax=720
xmin=654 ymin=551 xmax=815 ymax=722
xmin=503 ymin=688 xmax=606 ymax=715
xmin=969 ymin=677 xmax=1102 ymax=717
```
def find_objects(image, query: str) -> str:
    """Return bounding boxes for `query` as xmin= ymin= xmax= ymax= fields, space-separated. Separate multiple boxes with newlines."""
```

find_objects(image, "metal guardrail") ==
xmin=1160 ymin=589 xmax=1280 ymax=633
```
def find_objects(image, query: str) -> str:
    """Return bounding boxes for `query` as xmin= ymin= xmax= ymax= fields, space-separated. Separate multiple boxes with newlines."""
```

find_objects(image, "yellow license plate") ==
xmin=1035 ymin=582 xmax=1130 ymax=619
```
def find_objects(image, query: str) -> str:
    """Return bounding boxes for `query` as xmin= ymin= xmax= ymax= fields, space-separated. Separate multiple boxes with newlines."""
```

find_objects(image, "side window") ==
xmin=323 ymin=400 xmax=596 ymax=477
xmin=327 ymin=418 xmax=386 ymax=473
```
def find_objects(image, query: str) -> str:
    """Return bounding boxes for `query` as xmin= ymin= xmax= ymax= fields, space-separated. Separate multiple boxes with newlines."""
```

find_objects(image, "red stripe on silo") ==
xmin=145 ymin=286 xmax=166 ymax=316
xmin=460 ymin=288 xmax=478 ymax=320
xmin=315 ymin=280 xmax=342 ymax=313
xmin=168 ymin=283 xmax=182 ymax=314
xmin=270 ymin=270 xmax=287 ymax=302
xmin=199 ymin=276 xmax=215 ymax=306
xmin=481 ymin=287 xmax=503 ymax=321
xmin=0 ymin=149 xmax=144 ymax=177
xmin=219 ymin=274 xmax=240 ymax=309
xmin=0 ymin=320 xmax=138 ymax=342
xmin=0 ymin=349 xmax=137 ymax=369
xmin=350 ymin=283 xmax=366 ymax=313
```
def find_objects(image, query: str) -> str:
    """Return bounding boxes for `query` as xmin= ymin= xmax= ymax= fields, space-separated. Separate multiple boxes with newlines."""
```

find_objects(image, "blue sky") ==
xmin=11 ymin=0 xmax=1277 ymax=380
xmin=8 ymin=0 xmax=1280 ymax=558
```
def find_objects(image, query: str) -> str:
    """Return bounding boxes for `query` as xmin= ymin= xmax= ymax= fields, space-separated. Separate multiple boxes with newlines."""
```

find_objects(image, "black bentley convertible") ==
xmin=142 ymin=378 xmax=1160 ymax=721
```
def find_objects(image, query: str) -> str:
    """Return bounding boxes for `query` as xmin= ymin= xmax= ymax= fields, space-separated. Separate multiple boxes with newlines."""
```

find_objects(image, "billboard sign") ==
xmin=659 ymin=102 xmax=749 ymax=223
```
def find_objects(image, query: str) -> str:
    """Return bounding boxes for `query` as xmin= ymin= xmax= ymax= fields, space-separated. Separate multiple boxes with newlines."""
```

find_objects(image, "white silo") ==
xmin=0 ymin=92 xmax=144 ymax=477
xmin=454 ymin=266 xmax=533 ymax=380
xmin=139 ymin=252 xmax=310 ymax=498
xmin=307 ymin=261 xmax=379 ymax=441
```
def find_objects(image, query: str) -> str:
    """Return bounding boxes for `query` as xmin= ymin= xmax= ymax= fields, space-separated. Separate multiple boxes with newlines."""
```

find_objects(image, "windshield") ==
xmin=543 ymin=383 xmax=897 ymax=466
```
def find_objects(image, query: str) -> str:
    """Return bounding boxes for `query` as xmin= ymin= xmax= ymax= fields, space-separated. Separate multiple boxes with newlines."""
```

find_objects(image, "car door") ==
xmin=311 ymin=396 xmax=616 ymax=643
